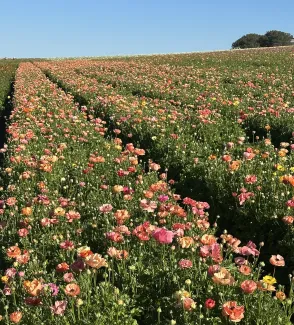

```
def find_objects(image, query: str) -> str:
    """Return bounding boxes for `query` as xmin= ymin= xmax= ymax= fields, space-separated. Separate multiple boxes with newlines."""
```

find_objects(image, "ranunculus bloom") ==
xmin=207 ymin=264 xmax=221 ymax=276
xmin=64 ymin=283 xmax=80 ymax=297
xmin=178 ymin=259 xmax=193 ymax=269
xmin=177 ymin=236 xmax=194 ymax=248
xmin=276 ymin=291 xmax=286 ymax=301
xmin=240 ymin=280 xmax=257 ymax=294
xmin=182 ymin=297 xmax=196 ymax=311
xmin=152 ymin=228 xmax=174 ymax=244
xmin=9 ymin=311 xmax=22 ymax=323
xmin=238 ymin=265 xmax=251 ymax=275
xmin=84 ymin=253 xmax=108 ymax=269
xmin=222 ymin=301 xmax=244 ymax=322
xmin=63 ymin=272 xmax=75 ymax=283
xmin=56 ymin=262 xmax=70 ymax=273
xmin=269 ymin=255 xmax=285 ymax=267
xmin=205 ymin=298 xmax=216 ymax=309
xmin=51 ymin=300 xmax=67 ymax=315
xmin=23 ymin=279 xmax=42 ymax=296
xmin=18 ymin=228 xmax=29 ymax=237
xmin=234 ymin=257 xmax=246 ymax=265
xmin=212 ymin=268 xmax=235 ymax=285
xmin=6 ymin=246 xmax=21 ymax=258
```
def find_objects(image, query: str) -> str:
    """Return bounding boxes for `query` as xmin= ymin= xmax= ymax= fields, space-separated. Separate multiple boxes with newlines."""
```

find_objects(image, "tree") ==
xmin=261 ymin=30 xmax=293 ymax=47
xmin=232 ymin=30 xmax=293 ymax=49
xmin=232 ymin=34 xmax=262 ymax=49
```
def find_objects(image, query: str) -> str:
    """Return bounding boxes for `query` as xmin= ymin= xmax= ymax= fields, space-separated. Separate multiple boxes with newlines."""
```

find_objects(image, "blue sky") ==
xmin=1 ymin=0 xmax=293 ymax=58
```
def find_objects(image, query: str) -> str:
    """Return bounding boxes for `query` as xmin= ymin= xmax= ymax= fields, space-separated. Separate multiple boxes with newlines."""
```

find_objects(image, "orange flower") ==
xmin=23 ymin=279 xmax=42 ymax=296
xmin=269 ymin=255 xmax=285 ymax=267
xmin=56 ymin=262 xmax=70 ymax=273
xmin=222 ymin=301 xmax=244 ymax=322
xmin=9 ymin=311 xmax=22 ymax=323
xmin=177 ymin=236 xmax=194 ymax=248
xmin=84 ymin=253 xmax=108 ymax=269
xmin=276 ymin=291 xmax=286 ymax=301
xmin=21 ymin=207 xmax=32 ymax=216
xmin=77 ymin=246 xmax=93 ymax=258
xmin=6 ymin=246 xmax=21 ymax=258
xmin=200 ymin=234 xmax=217 ymax=245
xmin=64 ymin=283 xmax=80 ymax=297
xmin=114 ymin=209 xmax=130 ymax=225
xmin=212 ymin=267 xmax=235 ymax=285
xmin=228 ymin=160 xmax=241 ymax=171
xmin=239 ymin=265 xmax=252 ymax=275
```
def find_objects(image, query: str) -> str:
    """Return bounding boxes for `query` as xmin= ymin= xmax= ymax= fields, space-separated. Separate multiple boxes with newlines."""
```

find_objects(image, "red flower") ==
xmin=205 ymin=298 xmax=216 ymax=309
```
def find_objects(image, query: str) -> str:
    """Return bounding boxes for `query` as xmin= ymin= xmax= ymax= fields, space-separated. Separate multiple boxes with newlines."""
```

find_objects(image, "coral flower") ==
xmin=64 ymin=283 xmax=80 ymax=296
xmin=182 ymin=297 xmax=196 ymax=311
xmin=85 ymin=253 xmax=108 ymax=269
xmin=56 ymin=262 xmax=70 ymax=273
xmin=222 ymin=301 xmax=244 ymax=322
xmin=7 ymin=246 xmax=21 ymax=258
xmin=239 ymin=265 xmax=252 ymax=275
xmin=269 ymin=255 xmax=285 ymax=267
xmin=9 ymin=311 xmax=22 ymax=323
xmin=240 ymin=280 xmax=257 ymax=294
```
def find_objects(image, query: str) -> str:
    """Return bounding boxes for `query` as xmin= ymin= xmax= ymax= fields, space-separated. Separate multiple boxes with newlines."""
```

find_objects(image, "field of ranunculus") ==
xmin=0 ymin=47 xmax=294 ymax=324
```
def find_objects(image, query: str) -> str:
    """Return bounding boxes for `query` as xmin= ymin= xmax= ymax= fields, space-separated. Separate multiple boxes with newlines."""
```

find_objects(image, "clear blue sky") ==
xmin=1 ymin=0 xmax=293 ymax=58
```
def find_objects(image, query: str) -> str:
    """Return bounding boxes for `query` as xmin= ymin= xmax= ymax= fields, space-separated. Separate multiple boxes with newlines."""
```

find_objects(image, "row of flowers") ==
xmin=0 ymin=62 xmax=292 ymax=324
xmin=35 ymin=56 xmax=294 ymax=264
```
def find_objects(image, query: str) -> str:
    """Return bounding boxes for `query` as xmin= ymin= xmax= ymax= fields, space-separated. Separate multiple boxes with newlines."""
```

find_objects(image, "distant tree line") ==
xmin=232 ymin=30 xmax=293 ymax=49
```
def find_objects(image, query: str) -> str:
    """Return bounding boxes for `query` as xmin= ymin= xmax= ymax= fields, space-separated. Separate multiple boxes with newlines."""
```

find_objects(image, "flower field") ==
xmin=0 ymin=47 xmax=294 ymax=324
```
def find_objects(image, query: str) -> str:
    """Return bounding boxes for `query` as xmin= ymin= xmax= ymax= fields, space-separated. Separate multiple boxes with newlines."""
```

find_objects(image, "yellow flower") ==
xmin=262 ymin=275 xmax=277 ymax=285
xmin=233 ymin=100 xmax=240 ymax=106
xmin=1 ymin=276 xmax=9 ymax=284
xmin=290 ymin=167 xmax=294 ymax=172
xmin=277 ymin=164 xmax=285 ymax=171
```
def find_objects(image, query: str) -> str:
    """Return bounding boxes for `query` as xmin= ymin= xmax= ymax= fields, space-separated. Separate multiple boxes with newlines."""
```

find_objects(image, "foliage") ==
xmin=232 ymin=30 xmax=293 ymax=49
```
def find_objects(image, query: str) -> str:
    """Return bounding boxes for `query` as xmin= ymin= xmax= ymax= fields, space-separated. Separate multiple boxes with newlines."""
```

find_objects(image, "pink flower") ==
xmin=158 ymin=195 xmax=169 ymax=202
xmin=178 ymin=259 xmax=193 ymax=269
xmin=244 ymin=175 xmax=257 ymax=184
xmin=207 ymin=264 xmax=221 ymax=276
xmin=152 ymin=228 xmax=174 ymax=244
xmin=234 ymin=257 xmax=246 ymax=265
xmin=60 ymin=240 xmax=75 ymax=250
xmin=18 ymin=228 xmax=29 ymax=237
xmin=106 ymin=231 xmax=124 ymax=243
xmin=63 ymin=272 xmax=75 ymax=283
xmin=51 ymin=300 xmax=67 ymax=315
xmin=240 ymin=280 xmax=257 ymax=294
xmin=5 ymin=268 xmax=17 ymax=278
xmin=99 ymin=204 xmax=113 ymax=213
xmin=3 ymin=285 xmax=11 ymax=295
